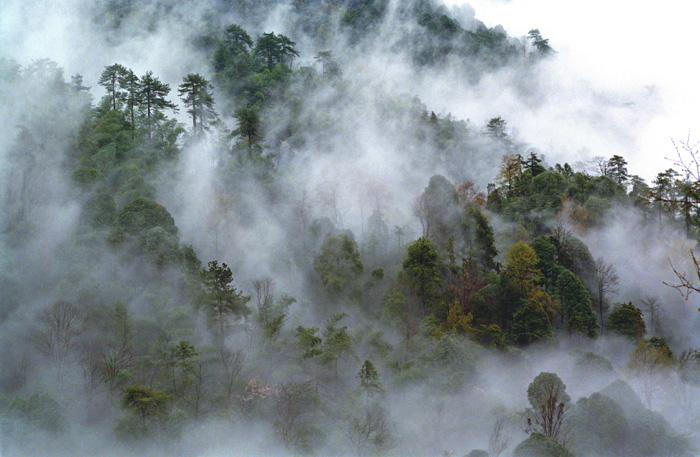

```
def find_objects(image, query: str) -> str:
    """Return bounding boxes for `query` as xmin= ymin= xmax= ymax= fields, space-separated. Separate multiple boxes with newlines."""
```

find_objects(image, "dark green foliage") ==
xmin=200 ymin=261 xmax=251 ymax=340
xmin=510 ymin=296 xmax=553 ymax=346
xmin=608 ymin=302 xmax=646 ymax=340
xmin=178 ymin=73 xmax=218 ymax=132
xmin=122 ymin=385 xmax=170 ymax=420
xmin=116 ymin=197 xmax=177 ymax=235
xmin=513 ymin=433 xmax=571 ymax=457
xmin=138 ymin=71 xmax=177 ymax=139
xmin=530 ymin=235 xmax=562 ymax=291
xmin=358 ymin=360 xmax=383 ymax=396
xmin=403 ymin=237 xmax=441 ymax=312
xmin=471 ymin=208 xmax=498 ymax=271
xmin=556 ymin=270 xmax=599 ymax=337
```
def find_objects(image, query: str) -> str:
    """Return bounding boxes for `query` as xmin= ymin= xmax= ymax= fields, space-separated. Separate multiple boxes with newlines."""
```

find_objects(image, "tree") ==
xmin=232 ymin=107 xmax=261 ymax=156
xmin=526 ymin=372 xmax=570 ymax=442
xmin=31 ymin=300 xmax=84 ymax=381
xmin=254 ymin=32 xmax=299 ymax=69
xmin=504 ymin=241 xmax=541 ymax=296
xmin=523 ymin=151 xmax=546 ymax=177
xmin=139 ymin=71 xmax=177 ymax=139
xmin=403 ymin=237 xmax=441 ymax=313
xmin=200 ymin=260 xmax=251 ymax=344
xmin=594 ymin=257 xmax=619 ymax=334
xmin=527 ymin=29 xmax=554 ymax=56
xmin=556 ymin=270 xmax=599 ymax=337
xmin=606 ymin=155 xmax=629 ymax=186
xmin=119 ymin=68 xmax=141 ymax=134
xmin=471 ymin=208 xmax=498 ymax=271
xmin=358 ymin=360 xmax=383 ymax=397
xmin=607 ymin=302 xmax=646 ymax=340
xmin=347 ymin=401 xmax=392 ymax=457
xmin=178 ymin=73 xmax=218 ymax=132
xmin=486 ymin=116 xmax=508 ymax=141
xmin=628 ymin=337 xmax=673 ymax=408
xmin=274 ymin=381 xmax=322 ymax=454
xmin=510 ymin=294 xmax=553 ymax=346
xmin=122 ymin=385 xmax=170 ymax=421
xmin=98 ymin=63 xmax=128 ymax=110
xmin=313 ymin=235 xmax=364 ymax=298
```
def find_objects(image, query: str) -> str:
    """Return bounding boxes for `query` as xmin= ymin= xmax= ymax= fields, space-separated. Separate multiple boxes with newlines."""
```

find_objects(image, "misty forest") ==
xmin=2 ymin=1 xmax=700 ymax=456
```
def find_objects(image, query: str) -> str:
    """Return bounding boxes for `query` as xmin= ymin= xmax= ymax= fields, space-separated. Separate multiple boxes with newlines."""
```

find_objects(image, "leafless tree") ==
xmin=640 ymin=295 xmax=661 ymax=335
xmin=317 ymin=178 xmax=343 ymax=226
xmin=594 ymin=257 xmax=619 ymax=334
xmin=488 ymin=416 xmax=513 ymax=457
xmin=31 ymin=300 xmax=84 ymax=381
xmin=412 ymin=193 xmax=430 ymax=238
xmin=275 ymin=381 xmax=318 ymax=452
xmin=251 ymin=276 xmax=275 ymax=311
xmin=220 ymin=347 xmax=245 ymax=408
xmin=347 ymin=402 xmax=393 ymax=457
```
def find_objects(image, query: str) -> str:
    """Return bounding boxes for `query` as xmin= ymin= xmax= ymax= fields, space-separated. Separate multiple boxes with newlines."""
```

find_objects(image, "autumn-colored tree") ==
xmin=504 ymin=241 xmax=542 ymax=295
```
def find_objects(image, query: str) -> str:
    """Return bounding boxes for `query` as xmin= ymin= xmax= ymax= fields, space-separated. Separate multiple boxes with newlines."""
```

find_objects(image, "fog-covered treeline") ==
xmin=1 ymin=1 xmax=700 ymax=456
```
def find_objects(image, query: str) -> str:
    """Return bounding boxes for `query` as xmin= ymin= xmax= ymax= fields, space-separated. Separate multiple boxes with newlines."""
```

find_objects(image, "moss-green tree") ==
xmin=608 ymin=302 xmax=646 ymax=340
xmin=313 ymin=235 xmax=364 ymax=298
xmin=403 ymin=237 xmax=441 ymax=313
xmin=526 ymin=372 xmax=570 ymax=442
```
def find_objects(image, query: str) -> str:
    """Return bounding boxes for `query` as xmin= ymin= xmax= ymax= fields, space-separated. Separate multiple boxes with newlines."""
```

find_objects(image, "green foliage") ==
xmin=513 ymin=432 xmax=571 ymax=457
xmin=471 ymin=208 xmax=498 ymax=271
xmin=556 ymin=269 xmax=599 ymax=337
xmin=510 ymin=294 xmax=553 ymax=346
xmin=122 ymin=385 xmax=170 ymax=420
xmin=425 ymin=335 xmax=477 ymax=392
xmin=116 ymin=197 xmax=177 ymax=236
xmin=358 ymin=360 xmax=384 ymax=397
xmin=313 ymin=235 xmax=364 ymax=297
xmin=403 ymin=237 xmax=441 ymax=311
xmin=178 ymin=73 xmax=218 ymax=132
xmin=567 ymin=393 xmax=628 ymax=456
xmin=3 ymin=393 xmax=67 ymax=435
xmin=200 ymin=261 xmax=251 ymax=340
xmin=608 ymin=302 xmax=646 ymax=340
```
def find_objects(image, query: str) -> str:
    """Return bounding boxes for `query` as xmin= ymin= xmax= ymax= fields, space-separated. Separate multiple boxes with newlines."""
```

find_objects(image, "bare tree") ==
xmin=220 ymin=348 xmax=245 ymax=408
xmin=594 ymin=257 xmax=619 ymax=334
xmin=347 ymin=402 xmax=393 ymax=457
xmin=412 ymin=193 xmax=430 ymax=238
xmin=640 ymin=295 xmax=661 ymax=335
xmin=488 ymin=416 xmax=513 ymax=457
xmin=275 ymin=381 xmax=319 ymax=453
xmin=31 ymin=300 xmax=84 ymax=381
xmin=665 ymin=250 xmax=700 ymax=299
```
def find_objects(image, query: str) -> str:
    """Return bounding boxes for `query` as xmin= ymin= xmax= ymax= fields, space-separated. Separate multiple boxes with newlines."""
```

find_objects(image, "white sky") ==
xmin=441 ymin=0 xmax=700 ymax=180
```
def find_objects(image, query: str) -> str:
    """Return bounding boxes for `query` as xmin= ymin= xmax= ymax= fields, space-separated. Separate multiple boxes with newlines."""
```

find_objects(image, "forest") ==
xmin=1 ymin=0 xmax=700 ymax=456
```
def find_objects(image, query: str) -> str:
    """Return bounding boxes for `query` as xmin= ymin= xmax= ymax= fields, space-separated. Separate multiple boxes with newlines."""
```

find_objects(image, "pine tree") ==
xmin=178 ymin=73 xmax=218 ymax=133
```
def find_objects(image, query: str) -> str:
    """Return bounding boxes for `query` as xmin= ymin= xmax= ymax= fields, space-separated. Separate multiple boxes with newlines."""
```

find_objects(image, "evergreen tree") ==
xmin=98 ymin=63 xmax=128 ymax=110
xmin=139 ymin=71 xmax=177 ymax=140
xmin=556 ymin=270 xmax=599 ymax=337
xmin=179 ymin=73 xmax=218 ymax=132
